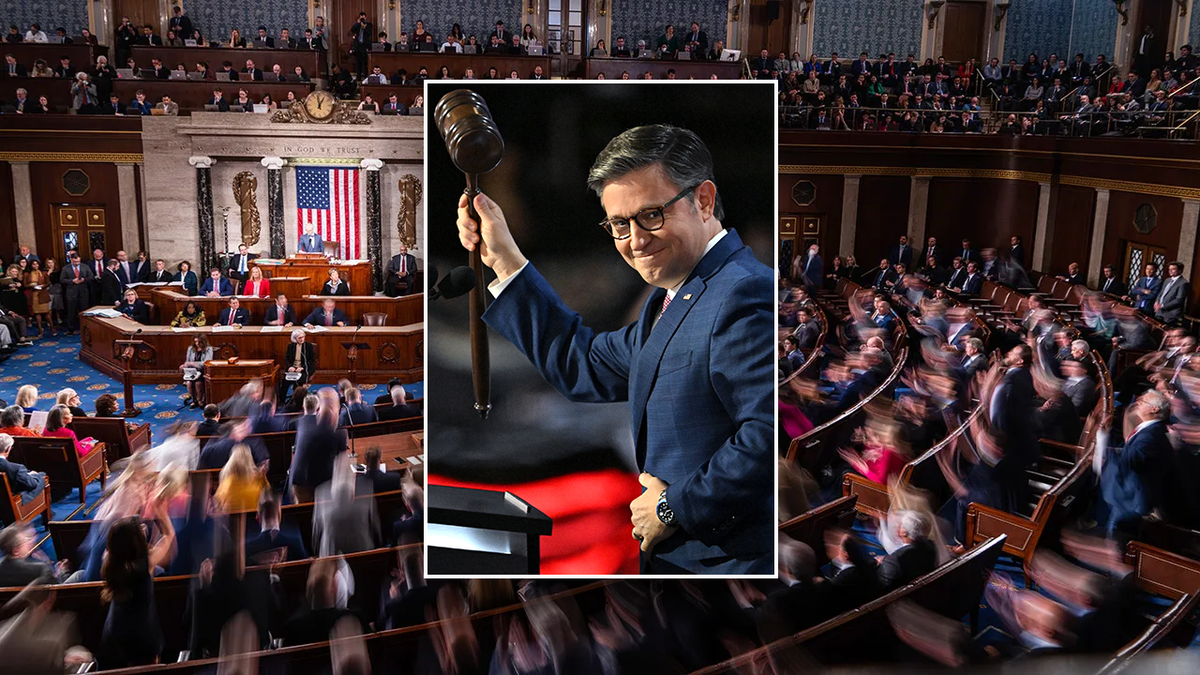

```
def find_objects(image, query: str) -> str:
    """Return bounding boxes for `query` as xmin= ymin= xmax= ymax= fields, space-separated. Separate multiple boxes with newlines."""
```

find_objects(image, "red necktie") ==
xmin=658 ymin=293 xmax=672 ymax=320
xmin=400 ymin=257 xmax=406 ymax=275
xmin=74 ymin=265 xmax=79 ymax=279
xmin=325 ymin=312 xmax=332 ymax=326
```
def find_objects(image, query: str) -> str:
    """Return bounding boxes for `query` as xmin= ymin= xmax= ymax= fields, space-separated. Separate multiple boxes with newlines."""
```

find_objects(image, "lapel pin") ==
xmin=683 ymin=294 xmax=692 ymax=300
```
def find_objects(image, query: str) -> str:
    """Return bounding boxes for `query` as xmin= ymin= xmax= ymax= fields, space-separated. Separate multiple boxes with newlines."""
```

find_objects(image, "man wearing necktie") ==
xmin=149 ymin=259 xmax=170 ymax=283
xmin=1128 ymin=262 xmax=1162 ymax=312
xmin=350 ymin=12 xmax=373 ymax=76
xmin=889 ymin=235 xmax=913 ymax=269
xmin=1099 ymin=264 xmax=1126 ymax=296
xmin=684 ymin=22 xmax=707 ymax=58
xmin=1155 ymin=261 xmax=1189 ymax=325
xmin=61 ymin=252 xmax=93 ymax=334
xmin=453 ymin=124 xmax=773 ymax=575
xmin=298 ymin=223 xmax=325 ymax=253
xmin=386 ymin=245 xmax=418 ymax=297
xmin=217 ymin=297 xmax=249 ymax=326
xmin=303 ymin=298 xmax=346 ymax=327
xmin=87 ymin=248 xmax=107 ymax=307
xmin=228 ymin=244 xmax=255 ymax=285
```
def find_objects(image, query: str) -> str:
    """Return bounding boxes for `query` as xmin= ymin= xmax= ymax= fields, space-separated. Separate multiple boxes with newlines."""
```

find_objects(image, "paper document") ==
xmin=211 ymin=325 xmax=237 ymax=332
xmin=83 ymin=309 xmax=122 ymax=318
xmin=28 ymin=411 xmax=48 ymax=434
xmin=405 ymin=456 xmax=422 ymax=465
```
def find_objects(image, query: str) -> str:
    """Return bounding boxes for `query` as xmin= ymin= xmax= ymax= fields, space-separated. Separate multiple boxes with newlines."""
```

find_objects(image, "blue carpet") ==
xmin=0 ymin=334 xmax=423 ymax=560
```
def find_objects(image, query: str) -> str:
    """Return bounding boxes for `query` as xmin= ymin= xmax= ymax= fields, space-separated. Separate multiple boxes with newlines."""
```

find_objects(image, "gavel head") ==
xmin=434 ymin=89 xmax=504 ymax=175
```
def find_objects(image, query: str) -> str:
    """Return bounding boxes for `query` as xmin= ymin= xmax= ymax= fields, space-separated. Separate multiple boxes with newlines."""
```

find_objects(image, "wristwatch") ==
xmin=656 ymin=489 xmax=676 ymax=527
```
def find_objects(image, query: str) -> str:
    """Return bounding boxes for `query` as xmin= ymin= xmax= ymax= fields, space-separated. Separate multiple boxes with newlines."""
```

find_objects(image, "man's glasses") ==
xmin=599 ymin=186 xmax=696 ymax=240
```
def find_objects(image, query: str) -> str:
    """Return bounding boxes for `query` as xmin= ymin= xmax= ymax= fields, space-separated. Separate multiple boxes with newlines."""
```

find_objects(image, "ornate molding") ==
xmin=188 ymin=155 xmax=215 ymax=169
xmin=778 ymin=165 xmax=1053 ymax=183
xmin=380 ymin=342 xmax=400 ymax=365
xmin=360 ymin=158 xmax=384 ymax=171
xmin=260 ymin=156 xmax=285 ymax=171
xmin=927 ymin=0 xmax=946 ymax=29
xmin=289 ymin=158 xmax=364 ymax=165
xmin=0 ymin=152 xmax=144 ymax=163
xmin=1058 ymin=175 xmax=1200 ymax=201
xmin=271 ymin=98 xmax=371 ymax=125
xmin=1113 ymin=0 xmax=1129 ymax=25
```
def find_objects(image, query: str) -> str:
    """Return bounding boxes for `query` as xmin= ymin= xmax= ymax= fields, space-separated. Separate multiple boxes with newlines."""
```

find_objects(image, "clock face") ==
xmin=304 ymin=91 xmax=336 ymax=120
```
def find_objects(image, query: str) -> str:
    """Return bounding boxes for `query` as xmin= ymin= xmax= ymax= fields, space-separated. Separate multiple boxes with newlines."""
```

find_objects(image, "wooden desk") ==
xmin=112 ymin=79 xmax=315 ymax=113
xmin=256 ymin=258 xmax=372 ymax=296
xmin=359 ymin=84 xmax=424 ymax=107
xmin=148 ymin=289 xmax=423 ymax=327
xmin=583 ymin=58 xmax=742 ymax=80
xmin=79 ymin=314 xmax=423 ymax=385
xmin=0 ymin=76 xmax=72 ymax=112
xmin=130 ymin=45 xmax=327 ymax=78
xmin=1 ymin=43 xmax=107 ymax=69
xmin=367 ymin=52 xmax=552 ymax=80
xmin=352 ymin=431 xmax=423 ymax=469
xmin=204 ymin=358 xmax=277 ymax=403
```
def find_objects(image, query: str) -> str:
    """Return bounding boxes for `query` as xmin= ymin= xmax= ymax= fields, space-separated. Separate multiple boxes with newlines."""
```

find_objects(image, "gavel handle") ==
xmin=465 ymin=174 xmax=491 ymax=419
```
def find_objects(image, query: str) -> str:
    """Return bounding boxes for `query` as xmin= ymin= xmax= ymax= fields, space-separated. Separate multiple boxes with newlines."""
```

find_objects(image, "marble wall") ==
xmin=609 ymin=0 xmax=728 ymax=50
xmin=812 ymin=0 xmax=923 ymax=58
xmin=0 ymin=0 xmax=89 ymax=35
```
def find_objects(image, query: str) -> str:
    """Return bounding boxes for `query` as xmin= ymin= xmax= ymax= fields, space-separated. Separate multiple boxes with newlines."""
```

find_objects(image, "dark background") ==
xmin=424 ymin=81 xmax=777 ymax=482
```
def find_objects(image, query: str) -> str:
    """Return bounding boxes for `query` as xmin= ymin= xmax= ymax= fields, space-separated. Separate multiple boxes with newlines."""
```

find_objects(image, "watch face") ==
xmin=304 ymin=91 xmax=335 ymax=120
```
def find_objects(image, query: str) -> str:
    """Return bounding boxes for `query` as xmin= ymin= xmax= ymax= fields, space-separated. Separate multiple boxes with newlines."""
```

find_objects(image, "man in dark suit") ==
xmin=303 ymin=298 xmax=347 ymax=327
xmin=1099 ymin=264 xmax=1126 ymax=296
xmin=888 ymin=235 xmax=914 ymax=269
xmin=379 ymin=384 xmax=421 ymax=420
xmin=682 ymin=22 xmax=707 ymax=57
xmin=1154 ymin=261 xmax=1188 ymax=325
xmin=298 ymin=223 xmax=324 ymax=253
xmin=168 ymin=7 xmax=193 ymax=40
xmin=60 ymin=252 xmax=93 ymax=333
xmin=214 ymin=297 xmax=250 ymax=327
xmin=1061 ymin=359 xmax=1098 ymax=414
xmin=245 ymin=499 xmax=308 ymax=563
xmin=946 ymin=257 xmax=968 ymax=290
xmin=870 ymin=258 xmax=896 ymax=291
xmin=920 ymin=236 xmax=941 ymax=269
xmin=957 ymin=262 xmax=984 ymax=296
xmin=355 ymin=448 xmax=402 ymax=496
xmin=253 ymin=26 xmax=274 ymax=48
xmin=227 ymin=244 xmax=256 ymax=284
xmin=302 ymin=28 xmax=324 ymax=51
xmin=958 ymin=239 xmax=977 ymax=264
xmin=201 ymin=268 xmax=234 ymax=297
xmin=288 ymin=392 xmax=347 ymax=502
xmin=277 ymin=28 xmax=296 ymax=50
xmin=756 ymin=540 xmax=824 ymax=640
xmin=792 ymin=306 xmax=820 ymax=350
xmin=195 ymin=404 xmax=222 ymax=437
xmin=489 ymin=20 xmax=512 ymax=46
xmin=1057 ymin=262 xmax=1086 ymax=285
xmin=0 ymin=522 xmax=55 ymax=586
xmin=0 ymin=435 xmax=44 ymax=509
xmin=1101 ymin=390 xmax=1170 ymax=536
xmin=85 ymin=247 xmax=108 ymax=307
xmin=265 ymin=294 xmax=297 ymax=326
xmin=798 ymin=243 xmax=823 ymax=292
xmin=240 ymin=59 xmax=264 ymax=81
xmin=349 ymin=12 xmax=373 ymax=76
xmin=339 ymin=387 xmax=378 ymax=426
xmin=4 ymin=53 xmax=28 ymax=77
xmin=99 ymin=259 xmax=123 ymax=305
xmin=138 ymin=24 xmax=163 ymax=46
xmin=145 ymin=258 xmax=172 ymax=283
xmin=1008 ymin=235 xmax=1025 ymax=269
xmin=206 ymin=88 xmax=231 ymax=112
xmin=149 ymin=58 xmax=169 ymax=79
xmin=457 ymin=124 xmax=773 ymax=574
xmin=961 ymin=338 xmax=988 ymax=379
xmin=382 ymin=93 xmax=407 ymax=114
xmin=875 ymin=510 xmax=937 ymax=591
xmin=385 ymin=245 xmax=418 ymax=297
xmin=128 ymin=251 xmax=150 ymax=282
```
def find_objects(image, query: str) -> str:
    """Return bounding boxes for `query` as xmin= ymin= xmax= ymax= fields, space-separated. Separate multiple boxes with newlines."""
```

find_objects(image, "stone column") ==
xmin=189 ymin=156 xmax=217 ymax=276
xmin=1087 ymin=188 xmax=1111 ymax=287
xmin=840 ymin=175 xmax=861 ymax=258
xmin=116 ymin=163 xmax=140 ymax=252
xmin=1178 ymin=199 xmax=1200 ymax=281
xmin=907 ymin=176 xmax=931 ymax=247
xmin=261 ymin=156 xmax=286 ymax=258
xmin=1032 ymin=181 xmax=1052 ymax=271
xmin=10 ymin=162 xmax=36 ymax=253
xmin=361 ymin=158 xmax=385 ymax=293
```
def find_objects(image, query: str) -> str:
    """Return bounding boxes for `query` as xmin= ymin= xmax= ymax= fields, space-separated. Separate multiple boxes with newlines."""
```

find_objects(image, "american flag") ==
xmin=296 ymin=165 xmax=360 ymax=259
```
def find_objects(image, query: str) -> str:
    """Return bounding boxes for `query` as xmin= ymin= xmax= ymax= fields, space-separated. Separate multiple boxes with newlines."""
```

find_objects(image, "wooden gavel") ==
xmin=434 ymin=89 xmax=505 ymax=419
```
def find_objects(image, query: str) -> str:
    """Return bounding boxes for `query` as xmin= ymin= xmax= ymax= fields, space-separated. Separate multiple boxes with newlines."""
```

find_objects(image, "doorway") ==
xmin=1123 ymin=241 xmax=1168 ymax=283
xmin=1132 ymin=0 xmax=1174 ymax=77
xmin=52 ymin=204 xmax=116 ymax=264
xmin=113 ymin=0 xmax=161 ymax=34
xmin=329 ymin=0 xmax=378 ymax=75
xmin=942 ymin=1 xmax=987 ymax=63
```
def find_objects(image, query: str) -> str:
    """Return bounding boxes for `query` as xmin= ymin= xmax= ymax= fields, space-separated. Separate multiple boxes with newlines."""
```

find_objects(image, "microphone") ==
xmin=430 ymin=266 xmax=477 ymax=301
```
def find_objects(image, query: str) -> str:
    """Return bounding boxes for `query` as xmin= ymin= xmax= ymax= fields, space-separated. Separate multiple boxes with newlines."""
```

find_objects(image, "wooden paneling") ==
xmin=778 ymin=173 xmax=843 ymax=263
xmin=112 ymin=79 xmax=315 ymax=113
xmin=942 ymin=1 xmax=987 ymax=63
xmin=926 ymin=178 xmax=1039 ymax=252
xmin=333 ymin=0 xmax=382 ymax=74
xmin=855 ymin=175 xmax=910 ymax=264
xmin=1049 ymin=184 xmax=1096 ymax=277
xmin=0 ymin=115 xmax=143 ymax=156
xmin=28 ymin=162 xmax=123 ymax=261
xmin=367 ymin=52 xmax=553 ymax=79
xmin=0 ymin=162 xmax=15 ymax=259
xmin=114 ymin=0 xmax=163 ymax=35
xmin=1101 ymin=190 xmax=1184 ymax=276
xmin=584 ymin=59 xmax=741 ymax=80
xmin=0 ymin=43 xmax=107 ymax=70
xmin=130 ymin=45 xmax=327 ymax=77
xmin=747 ymin=0 xmax=794 ymax=57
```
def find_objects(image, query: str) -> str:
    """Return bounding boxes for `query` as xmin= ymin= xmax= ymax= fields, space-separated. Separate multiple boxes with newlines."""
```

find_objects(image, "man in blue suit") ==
xmin=214 ymin=296 xmax=250 ymax=327
xmin=1128 ymin=262 xmax=1162 ymax=313
xmin=298 ymin=223 xmax=325 ymax=253
xmin=201 ymin=268 xmax=234 ymax=297
xmin=799 ymin=243 xmax=822 ymax=292
xmin=1100 ymin=390 xmax=1170 ymax=536
xmin=455 ymin=125 xmax=773 ymax=574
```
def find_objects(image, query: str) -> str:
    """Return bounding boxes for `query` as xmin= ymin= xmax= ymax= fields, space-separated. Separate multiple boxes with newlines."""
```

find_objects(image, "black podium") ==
xmin=427 ymin=485 xmax=553 ymax=575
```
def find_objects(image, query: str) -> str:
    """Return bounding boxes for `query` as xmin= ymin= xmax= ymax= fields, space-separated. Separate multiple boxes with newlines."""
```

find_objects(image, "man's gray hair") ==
xmin=1071 ymin=339 xmax=1089 ymax=354
xmin=391 ymin=385 xmax=408 ymax=406
xmin=303 ymin=394 xmax=320 ymax=414
xmin=0 ymin=522 xmax=26 ymax=555
xmin=0 ymin=433 xmax=12 ymax=455
xmin=1 ymin=405 xmax=24 ymax=428
xmin=897 ymin=509 xmax=932 ymax=541
xmin=587 ymin=124 xmax=724 ymax=221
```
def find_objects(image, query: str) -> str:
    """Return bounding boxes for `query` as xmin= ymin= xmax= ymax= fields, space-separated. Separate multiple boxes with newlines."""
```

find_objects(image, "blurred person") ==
xmin=1099 ymin=390 xmax=1171 ymax=537
xmin=99 ymin=504 xmax=177 ymax=668
xmin=339 ymin=386 xmax=378 ymax=426
xmin=313 ymin=456 xmax=379 ymax=556
xmin=874 ymin=509 xmax=937 ymax=591
xmin=379 ymin=384 xmax=421 ymax=420
xmin=282 ymin=558 xmax=361 ymax=646
xmin=378 ymin=548 xmax=435 ymax=629
xmin=0 ymin=522 xmax=59 ymax=585
xmin=289 ymin=390 xmax=348 ymax=503
xmin=356 ymin=447 xmax=401 ymax=494
xmin=245 ymin=497 xmax=308 ymax=563
xmin=213 ymin=443 xmax=268 ymax=512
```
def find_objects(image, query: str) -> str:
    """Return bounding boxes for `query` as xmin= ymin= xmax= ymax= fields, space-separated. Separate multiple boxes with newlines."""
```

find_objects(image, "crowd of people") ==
xmin=770 ymin=47 xmax=1199 ymax=135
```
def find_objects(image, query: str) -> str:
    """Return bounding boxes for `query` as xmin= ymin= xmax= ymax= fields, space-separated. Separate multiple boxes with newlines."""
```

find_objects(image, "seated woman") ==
xmin=42 ymin=404 xmax=96 ymax=456
xmin=0 ymin=404 xmax=39 ymax=436
xmin=170 ymin=300 xmax=206 ymax=327
xmin=227 ymin=28 xmax=247 ymax=48
xmin=357 ymin=94 xmax=380 ymax=113
xmin=278 ymin=329 xmax=316 ymax=403
xmin=591 ymin=39 xmax=608 ymax=57
xmin=56 ymin=388 xmax=88 ymax=418
xmin=261 ymin=94 xmax=278 ymax=111
xmin=320 ymin=268 xmax=350 ymax=296
xmin=95 ymin=393 xmax=122 ymax=418
xmin=242 ymin=266 xmax=270 ymax=298
xmin=838 ymin=418 xmax=911 ymax=486
xmin=181 ymin=334 xmax=214 ymax=409
xmin=292 ymin=65 xmax=309 ymax=82
xmin=176 ymin=260 xmax=199 ymax=296
xmin=15 ymin=385 xmax=38 ymax=413
xmin=115 ymin=288 xmax=150 ymax=323
xmin=214 ymin=443 xmax=268 ymax=512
